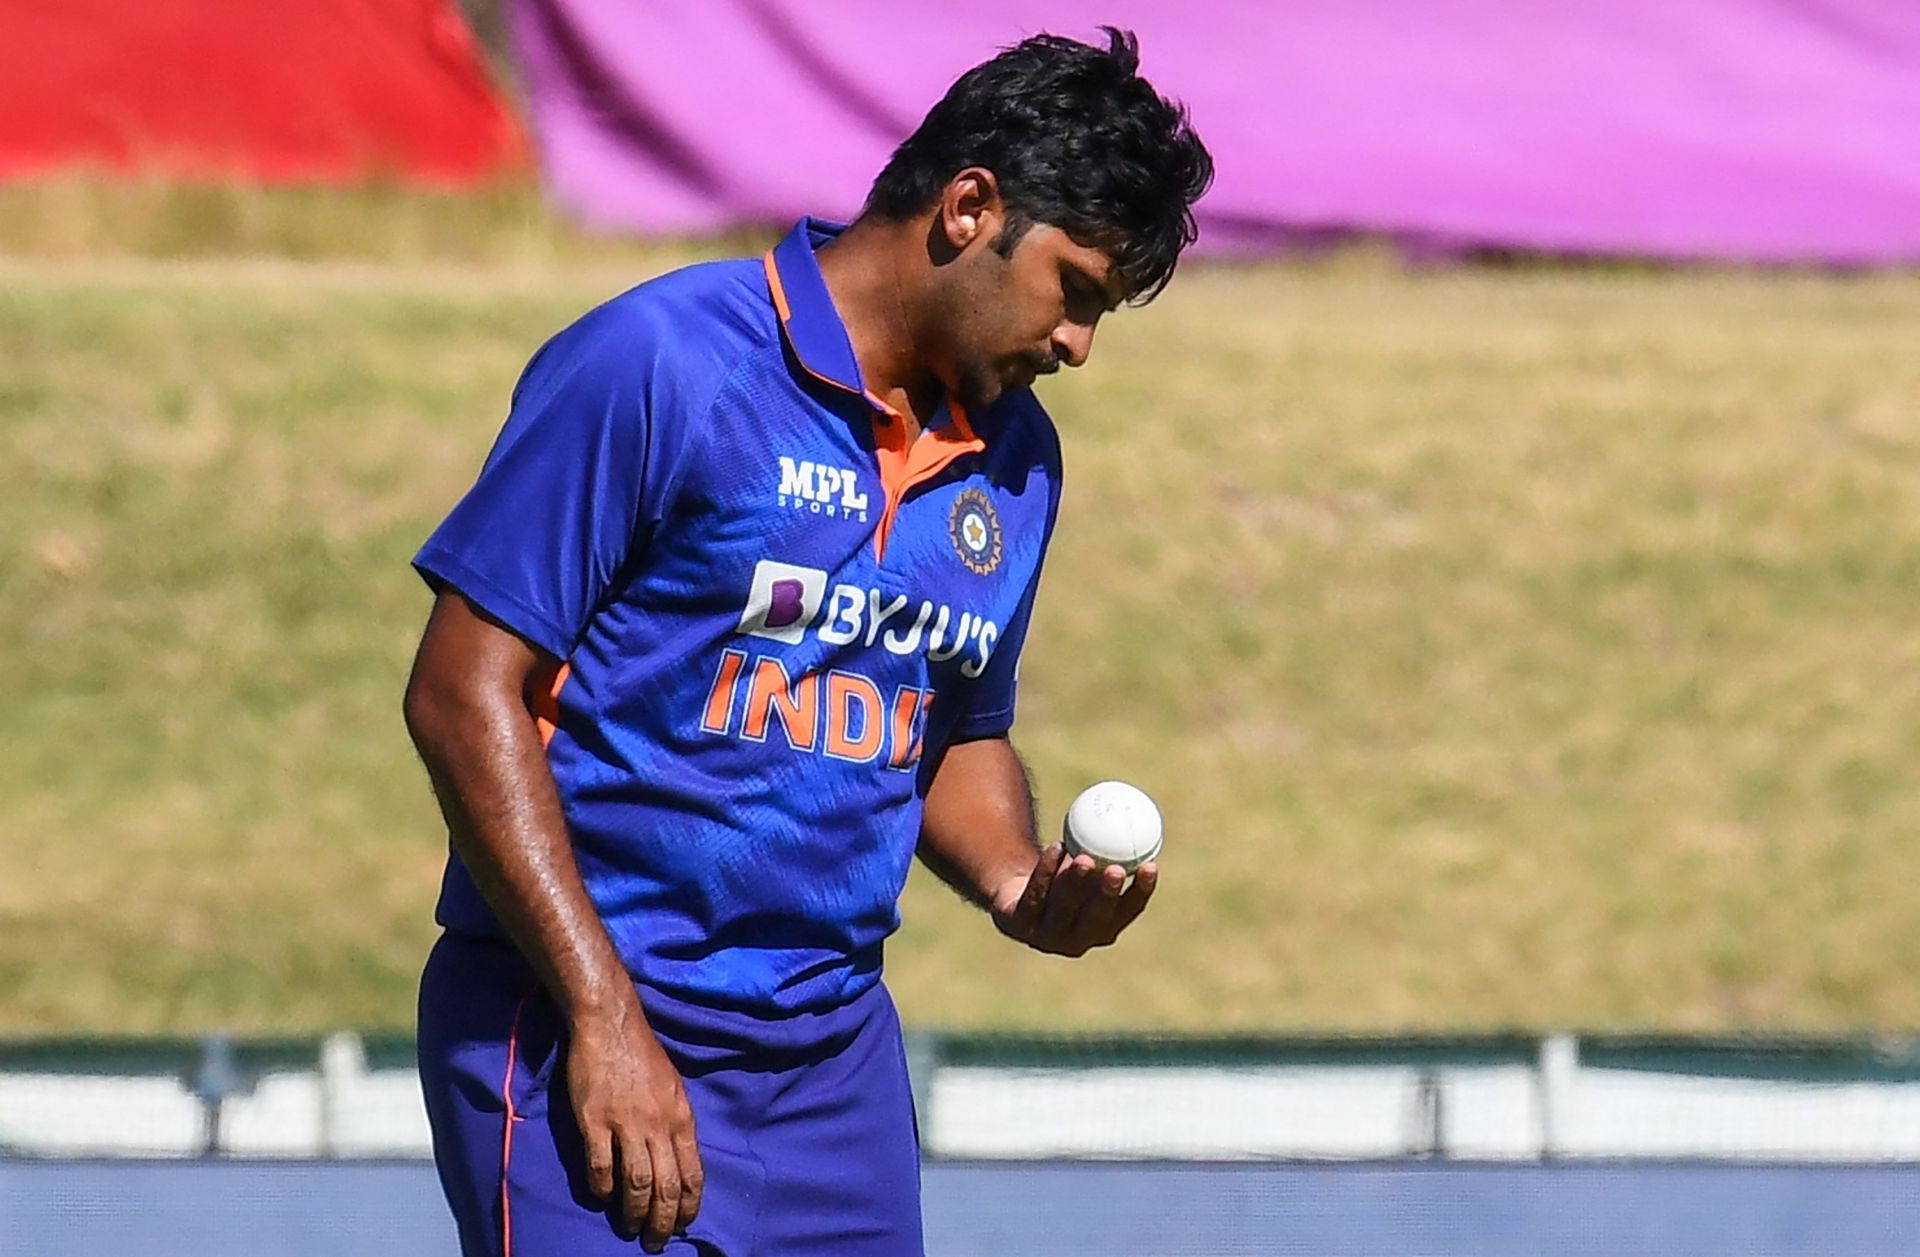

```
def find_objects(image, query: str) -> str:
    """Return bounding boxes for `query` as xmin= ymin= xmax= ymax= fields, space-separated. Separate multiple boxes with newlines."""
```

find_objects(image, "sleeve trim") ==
xmin=412 ymin=546 xmax=574 ymax=661
xmin=951 ymin=706 xmax=1015 ymax=740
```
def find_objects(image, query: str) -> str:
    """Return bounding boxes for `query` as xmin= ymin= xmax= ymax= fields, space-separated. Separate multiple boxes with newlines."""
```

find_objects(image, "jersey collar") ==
xmin=763 ymin=217 xmax=996 ymax=448
xmin=764 ymin=217 xmax=867 ymax=398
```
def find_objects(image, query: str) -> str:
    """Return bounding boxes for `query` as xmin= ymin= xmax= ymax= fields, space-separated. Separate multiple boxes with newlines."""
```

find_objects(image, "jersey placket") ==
xmin=864 ymin=394 xmax=984 ymax=565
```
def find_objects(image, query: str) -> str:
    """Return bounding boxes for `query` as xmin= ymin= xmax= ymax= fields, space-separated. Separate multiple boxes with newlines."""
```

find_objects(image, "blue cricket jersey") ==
xmin=414 ymin=218 xmax=1062 ymax=1019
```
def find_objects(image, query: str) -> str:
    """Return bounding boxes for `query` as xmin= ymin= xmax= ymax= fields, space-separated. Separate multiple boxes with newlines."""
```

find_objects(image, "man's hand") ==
xmin=991 ymin=842 xmax=1157 ymax=957
xmin=566 ymin=997 xmax=703 ymax=1253
xmin=916 ymin=737 xmax=1158 ymax=954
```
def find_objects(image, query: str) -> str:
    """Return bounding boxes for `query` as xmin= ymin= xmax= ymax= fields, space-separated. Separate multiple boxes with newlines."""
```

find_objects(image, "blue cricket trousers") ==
xmin=417 ymin=932 xmax=924 ymax=1257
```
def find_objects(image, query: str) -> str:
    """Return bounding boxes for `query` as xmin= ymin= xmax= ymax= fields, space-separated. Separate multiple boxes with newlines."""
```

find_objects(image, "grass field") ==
xmin=6 ymin=181 xmax=1920 ymax=1036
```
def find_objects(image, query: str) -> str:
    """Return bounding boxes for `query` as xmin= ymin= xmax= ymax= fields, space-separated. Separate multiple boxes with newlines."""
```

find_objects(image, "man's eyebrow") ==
xmin=1063 ymin=261 xmax=1124 ymax=312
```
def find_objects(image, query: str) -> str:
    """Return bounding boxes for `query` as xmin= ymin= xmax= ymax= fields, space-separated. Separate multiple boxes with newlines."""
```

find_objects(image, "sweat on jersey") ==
xmin=414 ymin=218 xmax=1063 ymax=1019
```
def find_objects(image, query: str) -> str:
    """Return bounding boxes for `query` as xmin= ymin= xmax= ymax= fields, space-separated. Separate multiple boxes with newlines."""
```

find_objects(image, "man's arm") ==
xmin=403 ymin=590 xmax=700 ymax=1253
xmin=918 ymin=735 xmax=1156 ymax=956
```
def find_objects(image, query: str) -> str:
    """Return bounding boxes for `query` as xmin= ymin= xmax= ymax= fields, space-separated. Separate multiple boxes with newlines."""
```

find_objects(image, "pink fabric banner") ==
xmin=510 ymin=0 xmax=1920 ymax=262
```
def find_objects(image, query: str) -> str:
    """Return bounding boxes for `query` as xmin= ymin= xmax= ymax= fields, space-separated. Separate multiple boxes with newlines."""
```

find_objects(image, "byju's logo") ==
xmin=734 ymin=558 xmax=1000 ymax=676
xmin=737 ymin=560 xmax=828 ymax=644
xmin=778 ymin=457 xmax=870 ymax=522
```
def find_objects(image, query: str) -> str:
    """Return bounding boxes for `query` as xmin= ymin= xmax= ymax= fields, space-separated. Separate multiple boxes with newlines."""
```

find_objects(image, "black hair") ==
xmin=864 ymin=27 xmax=1213 ymax=303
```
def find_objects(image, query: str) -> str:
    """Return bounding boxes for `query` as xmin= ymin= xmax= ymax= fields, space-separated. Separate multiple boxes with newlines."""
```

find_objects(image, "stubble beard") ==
xmin=953 ymin=359 xmax=1003 ymax=412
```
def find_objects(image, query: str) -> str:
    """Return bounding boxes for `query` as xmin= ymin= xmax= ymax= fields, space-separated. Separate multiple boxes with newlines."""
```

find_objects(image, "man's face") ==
xmin=932 ymin=218 xmax=1127 ymax=412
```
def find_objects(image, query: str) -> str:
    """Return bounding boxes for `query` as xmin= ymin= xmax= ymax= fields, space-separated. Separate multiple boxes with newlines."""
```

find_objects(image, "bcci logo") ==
xmin=948 ymin=488 xmax=1002 ymax=576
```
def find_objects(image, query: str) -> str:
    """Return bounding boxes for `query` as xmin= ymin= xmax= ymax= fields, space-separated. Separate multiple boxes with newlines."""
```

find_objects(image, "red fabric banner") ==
xmin=0 ymin=0 xmax=522 ymax=184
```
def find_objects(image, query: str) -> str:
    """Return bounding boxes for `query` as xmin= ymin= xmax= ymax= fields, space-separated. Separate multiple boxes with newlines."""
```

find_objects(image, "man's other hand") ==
xmin=991 ymin=842 xmax=1157 ymax=957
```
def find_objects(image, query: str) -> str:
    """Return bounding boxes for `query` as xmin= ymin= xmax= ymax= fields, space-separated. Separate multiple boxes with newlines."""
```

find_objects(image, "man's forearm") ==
xmin=402 ymin=601 xmax=639 ymax=1026
xmin=917 ymin=735 xmax=1045 ymax=908
xmin=406 ymin=593 xmax=703 ymax=1247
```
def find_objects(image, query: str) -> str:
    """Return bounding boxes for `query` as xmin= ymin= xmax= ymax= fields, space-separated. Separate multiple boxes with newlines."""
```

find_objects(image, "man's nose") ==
xmin=1050 ymin=321 xmax=1095 ymax=369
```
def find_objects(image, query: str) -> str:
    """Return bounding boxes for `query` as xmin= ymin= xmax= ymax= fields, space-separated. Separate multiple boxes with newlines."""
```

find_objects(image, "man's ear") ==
xmin=938 ymin=167 xmax=1003 ymax=251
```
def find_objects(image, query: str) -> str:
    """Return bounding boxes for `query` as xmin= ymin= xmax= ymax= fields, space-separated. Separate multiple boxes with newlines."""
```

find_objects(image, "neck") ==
xmin=815 ymin=217 xmax=944 ymax=426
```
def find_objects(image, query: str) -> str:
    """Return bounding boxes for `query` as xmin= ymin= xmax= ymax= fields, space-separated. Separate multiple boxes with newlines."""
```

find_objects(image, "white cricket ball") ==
xmin=1062 ymin=781 xmax=1163 ymax=872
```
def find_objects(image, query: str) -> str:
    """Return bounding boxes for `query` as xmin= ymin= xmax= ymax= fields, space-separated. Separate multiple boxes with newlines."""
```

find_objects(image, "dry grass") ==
xmin=5 ymin=183 xmax=1920 ymax=1034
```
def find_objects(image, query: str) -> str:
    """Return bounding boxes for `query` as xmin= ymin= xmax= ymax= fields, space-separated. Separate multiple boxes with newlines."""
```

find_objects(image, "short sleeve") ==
xmin=413 ymin=304 xmax=679 ymax=660
xmin=948 ymin=578 xmax=1041 ymax=741
xmin=950 ymin=446 xmax=1063 ymax=741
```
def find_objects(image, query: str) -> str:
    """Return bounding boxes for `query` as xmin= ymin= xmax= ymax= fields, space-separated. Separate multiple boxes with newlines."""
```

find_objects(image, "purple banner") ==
xmin=511 ymin=0 xmax=1920 ymax=262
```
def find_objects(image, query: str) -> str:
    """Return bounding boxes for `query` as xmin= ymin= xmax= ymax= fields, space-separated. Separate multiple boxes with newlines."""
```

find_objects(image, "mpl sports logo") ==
xmin=777 ymin=457 xmax=870 ymax=522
